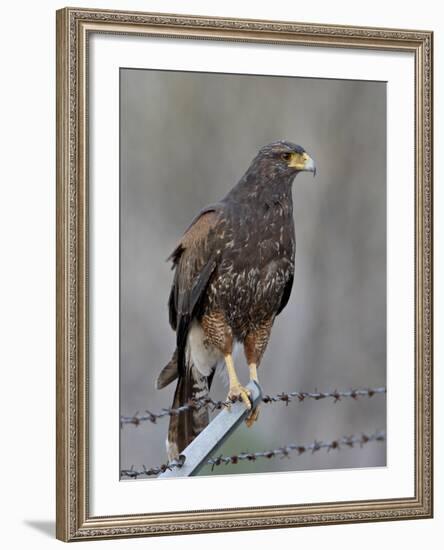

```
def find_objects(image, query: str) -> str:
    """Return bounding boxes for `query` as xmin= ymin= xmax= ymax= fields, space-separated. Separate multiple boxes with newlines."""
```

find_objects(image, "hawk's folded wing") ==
xmin=168 ymin=205 xmax=223 ymax=376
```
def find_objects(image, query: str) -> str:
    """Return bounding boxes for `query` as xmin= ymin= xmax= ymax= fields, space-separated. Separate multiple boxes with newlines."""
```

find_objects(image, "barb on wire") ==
xmin=120 ymin=430 xmax=386 ymax=478
xmin=120 ymin=386 xmax=386 ymax=427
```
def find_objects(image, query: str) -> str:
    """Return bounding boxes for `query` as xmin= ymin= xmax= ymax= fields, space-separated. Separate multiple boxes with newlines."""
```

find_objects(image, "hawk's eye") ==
xmin=281 ymin=152 xmax=291 ymax=161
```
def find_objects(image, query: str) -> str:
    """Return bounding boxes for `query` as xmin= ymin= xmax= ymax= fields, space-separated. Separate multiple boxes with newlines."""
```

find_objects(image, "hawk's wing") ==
xmin=276 ymin=271 xmax=294 ymax=315
xmin=168 ymin=205 xmax=223 ymax=376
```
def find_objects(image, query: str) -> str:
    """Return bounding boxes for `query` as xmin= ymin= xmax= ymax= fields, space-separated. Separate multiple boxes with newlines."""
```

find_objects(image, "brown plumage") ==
xmin=156 ymin=141 xmax=316 ymax=460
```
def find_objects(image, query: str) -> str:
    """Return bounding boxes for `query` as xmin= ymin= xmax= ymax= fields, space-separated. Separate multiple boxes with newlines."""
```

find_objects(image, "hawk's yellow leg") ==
xmin=249 ymin=362 xmax=258 ymax=382
xmin=224 ymin=354 xmax=251 ymax=409
xmin=245 ymin=362 xmax=260 ymax=427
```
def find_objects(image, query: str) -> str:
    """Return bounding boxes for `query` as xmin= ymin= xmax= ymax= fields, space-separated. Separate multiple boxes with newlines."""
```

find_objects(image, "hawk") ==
xmin=156 ymin=141 xmax=316 ymax=460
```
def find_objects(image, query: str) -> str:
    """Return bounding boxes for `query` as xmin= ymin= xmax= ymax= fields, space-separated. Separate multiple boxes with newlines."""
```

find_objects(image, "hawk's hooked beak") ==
xmin=289 ymin=151 xmax=317 ymax=176
xmin=303 ymin=153 xmax=316 ymax=177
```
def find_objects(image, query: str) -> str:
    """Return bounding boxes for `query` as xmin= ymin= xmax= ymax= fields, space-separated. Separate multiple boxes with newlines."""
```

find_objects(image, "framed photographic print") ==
xmin=56 ymin=7 xmax=433 ymax=541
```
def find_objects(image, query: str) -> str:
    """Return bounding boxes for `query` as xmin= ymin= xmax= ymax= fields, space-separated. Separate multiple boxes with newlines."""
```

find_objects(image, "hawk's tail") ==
xmin=156 ymin=350 xmax=211 ymax=461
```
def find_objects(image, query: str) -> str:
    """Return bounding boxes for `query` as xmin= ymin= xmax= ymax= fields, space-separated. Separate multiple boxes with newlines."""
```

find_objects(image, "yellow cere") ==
xmin=288 ymin=151 xmax=309 ymax=170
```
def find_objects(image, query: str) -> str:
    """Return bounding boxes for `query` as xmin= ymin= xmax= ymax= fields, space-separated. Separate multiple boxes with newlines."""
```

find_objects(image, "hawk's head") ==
xmin=255 ymin=140 xmax=316 ymax=178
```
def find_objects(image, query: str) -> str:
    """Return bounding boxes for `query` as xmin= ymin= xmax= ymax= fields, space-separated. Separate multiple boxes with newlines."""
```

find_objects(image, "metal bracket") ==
xmin=158 ymin=380 xmax=262 ymax=478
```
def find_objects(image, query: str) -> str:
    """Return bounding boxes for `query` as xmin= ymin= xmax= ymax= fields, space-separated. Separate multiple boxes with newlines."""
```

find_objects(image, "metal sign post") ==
xmin=158 ymin=380 xmax=262 ymax=478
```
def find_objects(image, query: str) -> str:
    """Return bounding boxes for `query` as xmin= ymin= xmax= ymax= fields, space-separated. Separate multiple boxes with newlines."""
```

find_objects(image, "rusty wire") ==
xmin=120 ymin=386 xmax=386 ymax=427
xmin=121 ymin=456 xmax=185 ymax=478
xmin=120 ymin=430 xmax=386 ymax=478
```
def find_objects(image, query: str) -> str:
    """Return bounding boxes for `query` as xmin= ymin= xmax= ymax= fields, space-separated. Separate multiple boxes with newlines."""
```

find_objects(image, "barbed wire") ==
xmin=120 ymin=386 xmax=386 ymax=427
xmin=121 ymin=456 xmax=185 ymax=478
xmin=120 ymin=430 xmax=386 ymax=478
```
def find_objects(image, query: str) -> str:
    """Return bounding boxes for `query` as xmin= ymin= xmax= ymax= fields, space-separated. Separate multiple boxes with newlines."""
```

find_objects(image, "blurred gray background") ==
xmin=120 ymin=68 xmax=386 ymax=477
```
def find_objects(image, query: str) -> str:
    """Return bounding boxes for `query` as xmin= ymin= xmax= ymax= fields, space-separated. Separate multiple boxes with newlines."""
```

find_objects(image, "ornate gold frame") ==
xmin=56 ymin=7 xmax=433 ymax=542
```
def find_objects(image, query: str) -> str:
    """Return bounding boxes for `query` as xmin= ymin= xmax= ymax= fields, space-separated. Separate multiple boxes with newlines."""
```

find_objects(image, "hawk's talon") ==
xmin=245 ymin=406 xmax=260 ymax=428
xmin=227 ymin=385 xmax=252 ymax=410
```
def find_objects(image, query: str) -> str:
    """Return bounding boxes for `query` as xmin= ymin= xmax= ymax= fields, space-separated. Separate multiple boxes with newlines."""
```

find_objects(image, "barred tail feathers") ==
xmin=166 ymin=362 xmax=210 ymax=461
